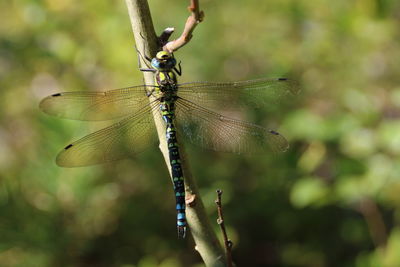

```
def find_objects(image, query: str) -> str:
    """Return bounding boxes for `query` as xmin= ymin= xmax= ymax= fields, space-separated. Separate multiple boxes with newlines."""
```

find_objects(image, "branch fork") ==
xmin=162 ymin=0 xmax=204 ymax=53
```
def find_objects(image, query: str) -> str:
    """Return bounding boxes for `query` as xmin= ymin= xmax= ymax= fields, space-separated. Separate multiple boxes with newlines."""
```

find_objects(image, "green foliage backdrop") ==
xmin=1 ymin=0 xmax=400 ymax=266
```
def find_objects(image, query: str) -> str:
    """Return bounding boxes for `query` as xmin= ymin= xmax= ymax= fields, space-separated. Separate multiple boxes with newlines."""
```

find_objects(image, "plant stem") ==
xmin=124 ymin=0 xmax=227 ymax=266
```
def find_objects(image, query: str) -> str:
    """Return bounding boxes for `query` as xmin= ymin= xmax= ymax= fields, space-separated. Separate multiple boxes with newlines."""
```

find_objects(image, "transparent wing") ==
xmin=56 ymin=103 xmax=158 ymax=167
xmin=40 ymin=85 xmax=156 ymax=121
xmin=177 ymin=78 xmax=300 ymax=110
xmin=175 ymin=98 xmax=288 ymax=154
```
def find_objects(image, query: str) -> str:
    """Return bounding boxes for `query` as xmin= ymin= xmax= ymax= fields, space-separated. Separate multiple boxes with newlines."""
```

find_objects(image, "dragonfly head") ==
xmin=151 ymin=51 xmax=176 ymax=71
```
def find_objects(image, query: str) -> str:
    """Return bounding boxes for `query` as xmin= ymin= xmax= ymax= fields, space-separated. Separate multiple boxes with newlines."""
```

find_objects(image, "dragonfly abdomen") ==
xmin=160 ymin=101 xmax=186 ymax=238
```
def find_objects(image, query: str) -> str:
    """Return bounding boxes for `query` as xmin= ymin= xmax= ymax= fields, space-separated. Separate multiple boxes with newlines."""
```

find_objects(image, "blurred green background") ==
xmin=1 ymin=0 xmax=400 ymax=266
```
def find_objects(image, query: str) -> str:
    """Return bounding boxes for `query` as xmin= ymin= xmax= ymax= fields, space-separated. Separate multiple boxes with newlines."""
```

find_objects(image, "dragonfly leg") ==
xmin=145 ymin=87 xmax=158 ymax=97
xmin=139 ymin=68 xmax=157 ymax=73
xmin=135 ymin=44 xmax=152 ymax=69
xmin=138 ymin=32 xmax=153 ymax=63
xmin=174 ymin=60 xmax=182 ymax=76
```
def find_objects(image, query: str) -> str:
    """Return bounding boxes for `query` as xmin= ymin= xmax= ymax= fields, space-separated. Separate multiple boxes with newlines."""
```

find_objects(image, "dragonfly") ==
xmin=40 ymin=51 xmax=299 ymax=238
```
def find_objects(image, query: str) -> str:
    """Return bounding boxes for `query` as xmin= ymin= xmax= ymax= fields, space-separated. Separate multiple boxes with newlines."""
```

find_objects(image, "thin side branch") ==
xmin=163 ymin=0 xmax=204 ymax=53
xmin=215 ymin=190 xmax=233 ymax=267
xmin=358 ymin=197 xmax=387 ymax=247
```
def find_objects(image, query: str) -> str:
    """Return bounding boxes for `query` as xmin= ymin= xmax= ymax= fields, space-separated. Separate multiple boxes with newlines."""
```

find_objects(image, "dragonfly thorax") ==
xmin=157 ymin=71 xmax=177 ymax=87
xmin=160 ymin=94 xmax=178 ymax=103
xmin=150 ymin=51 xmax=179 ymax=97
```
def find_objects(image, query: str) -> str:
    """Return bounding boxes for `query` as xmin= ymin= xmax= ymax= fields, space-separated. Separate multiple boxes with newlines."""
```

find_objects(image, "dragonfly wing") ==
xmin=40 ymin=85 xmax=155 ymax=121
xmin=177 ymin=78 xmax=299 ymax=110
xmin=56 ymin=104 xmax=158 ymax=167
xmin=175 ymin=98 xmax=288 ymax=154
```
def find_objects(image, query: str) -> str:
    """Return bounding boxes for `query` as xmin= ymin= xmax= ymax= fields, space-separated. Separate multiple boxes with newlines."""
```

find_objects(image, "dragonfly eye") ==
xmin=151 ymin=55 xmax=176 ymax=70
xmin=151 ymin=58 xmax=164 ymax=69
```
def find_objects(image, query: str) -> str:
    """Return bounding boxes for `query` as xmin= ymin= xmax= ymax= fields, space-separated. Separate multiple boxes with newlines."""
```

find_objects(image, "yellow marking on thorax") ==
xmin=158 ymin=71 xmax=176 ymax=83
xmin=159 ymin=72 xmax=166 ymax=81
